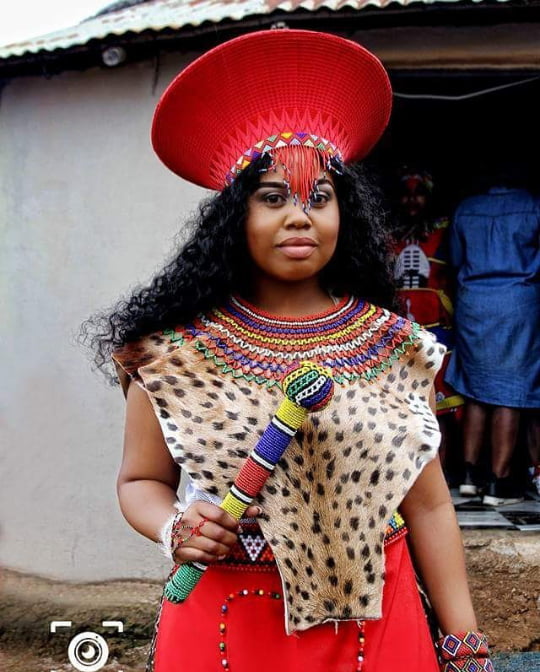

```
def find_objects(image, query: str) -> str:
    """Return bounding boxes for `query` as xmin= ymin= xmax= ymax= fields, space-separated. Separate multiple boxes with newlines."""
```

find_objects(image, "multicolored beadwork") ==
xmin=218 ymin=588 xmax=283 ymax=670
xmin=356 ymin=620 xmax=366 ymax=671
xmin=225 ymin=132 xmax=341 ymax=186
xmin=437 ymin=631 xmax=494 ymax=672
xmin=165 ymin=295 xmax=421 ymax=387
xmin=384 ymin=511 xmax=407 ymax=547
xmin=164 ymin=363 xmax=334 ymax=603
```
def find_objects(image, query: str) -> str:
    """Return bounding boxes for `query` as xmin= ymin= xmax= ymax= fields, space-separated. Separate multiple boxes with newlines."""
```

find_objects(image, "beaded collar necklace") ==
xmin=164 ymin=295 xmax=420 ymax=387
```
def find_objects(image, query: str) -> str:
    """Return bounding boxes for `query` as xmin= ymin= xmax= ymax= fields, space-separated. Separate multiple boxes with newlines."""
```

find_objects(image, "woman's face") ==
xmin=245 ymin=166 xmax=340 ymax=284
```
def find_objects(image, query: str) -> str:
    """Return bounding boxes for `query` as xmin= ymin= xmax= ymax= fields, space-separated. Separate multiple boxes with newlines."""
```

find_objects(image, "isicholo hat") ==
xmin=152 ymin=29 xmax=392 ymax=198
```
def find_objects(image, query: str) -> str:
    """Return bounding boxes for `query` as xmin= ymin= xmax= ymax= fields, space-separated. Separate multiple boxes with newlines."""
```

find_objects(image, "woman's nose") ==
xmin=283 ymin=201 xmax=312 ymax=229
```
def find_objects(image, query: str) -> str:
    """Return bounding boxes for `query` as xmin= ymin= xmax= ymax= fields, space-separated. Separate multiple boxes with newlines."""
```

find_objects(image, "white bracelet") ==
xmin=157 ymin=501 xmax=184 ymax=561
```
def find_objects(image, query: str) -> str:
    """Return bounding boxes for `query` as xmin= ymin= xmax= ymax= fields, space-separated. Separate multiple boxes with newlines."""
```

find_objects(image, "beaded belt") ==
xmin=218 ymin=511 xmax=407 ymax=570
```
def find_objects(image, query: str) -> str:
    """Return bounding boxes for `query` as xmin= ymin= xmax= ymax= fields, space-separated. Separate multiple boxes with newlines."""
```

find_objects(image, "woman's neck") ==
xmin=243 ymin=277 xmax=334 ymax=318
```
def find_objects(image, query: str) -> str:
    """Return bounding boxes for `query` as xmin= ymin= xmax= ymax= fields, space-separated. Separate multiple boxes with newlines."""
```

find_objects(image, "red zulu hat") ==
xmin=152 ymin=29 xmax=392 ymax=191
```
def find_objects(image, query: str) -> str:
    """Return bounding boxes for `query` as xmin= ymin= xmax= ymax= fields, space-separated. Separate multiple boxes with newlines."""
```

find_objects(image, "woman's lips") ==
xmin=277 ymin=238 xmax=317 ymax=259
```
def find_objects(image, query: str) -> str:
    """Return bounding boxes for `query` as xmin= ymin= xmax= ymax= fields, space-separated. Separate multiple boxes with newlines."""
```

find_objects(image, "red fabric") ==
xmin=399 ymin=288 xmax=451 ymax=327
xmin=151 ymin=30 xmax=392 ymax=189
xmin=154 ymin=536 xmax=438 ymax=672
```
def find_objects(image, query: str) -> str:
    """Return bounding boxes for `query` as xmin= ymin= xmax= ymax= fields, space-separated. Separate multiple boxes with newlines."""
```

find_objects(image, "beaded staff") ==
xmin=164 ymin=360 xmax=335 ymax=603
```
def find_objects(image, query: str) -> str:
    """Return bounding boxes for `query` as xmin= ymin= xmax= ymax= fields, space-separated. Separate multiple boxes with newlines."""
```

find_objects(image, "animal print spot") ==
xmin=146 ymin=381 xmax=162 ymax=392
xmin=324 ymin=599 xmax=335 ymax=611
xmin=370 ymin=469 xmax=380 ymax=486
xmin=326 ymin=458 xmax=336 ymax=479
xmin=329 ymin=575 xmax=338 ymax=587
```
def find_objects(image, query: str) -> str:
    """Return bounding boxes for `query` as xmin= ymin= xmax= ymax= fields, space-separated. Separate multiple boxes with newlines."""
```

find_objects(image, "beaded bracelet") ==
xmin=436 ymin=632 xmax=494 ymax=672
xmin=157 ymin=502 xmax=185 ymax=561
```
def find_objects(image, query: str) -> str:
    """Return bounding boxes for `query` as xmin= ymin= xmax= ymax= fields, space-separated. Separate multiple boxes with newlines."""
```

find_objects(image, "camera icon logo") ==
xmin=49 ymin=620 xmax=124 ymax=672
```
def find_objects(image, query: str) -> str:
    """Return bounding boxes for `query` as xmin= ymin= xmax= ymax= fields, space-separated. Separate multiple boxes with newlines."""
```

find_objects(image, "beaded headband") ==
xmin=400 ymin=171 xmax=434 ymax=194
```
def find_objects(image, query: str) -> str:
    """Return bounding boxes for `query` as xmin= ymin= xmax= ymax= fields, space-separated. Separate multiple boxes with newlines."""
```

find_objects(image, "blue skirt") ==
xmin=445 ymin=284 xmax=540 ymax=407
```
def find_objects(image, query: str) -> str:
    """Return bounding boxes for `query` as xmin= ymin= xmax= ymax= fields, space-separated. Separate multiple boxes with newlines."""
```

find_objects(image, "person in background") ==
xmin=393 ymin=169 xmax=464 ymax=475
xmin=446 ymin=164 xmax=540 ymax=505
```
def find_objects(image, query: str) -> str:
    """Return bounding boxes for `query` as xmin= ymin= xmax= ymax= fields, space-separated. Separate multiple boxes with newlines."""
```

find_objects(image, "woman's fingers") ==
xmin=192 ymin=520 xmax=238 ymax=547
xmin=175 ymin=501 xmax=265 ymax=564
xmin=244 ymin=505 xmax=263 ymax=518
xmin=194 ymin=501 xmax=241 ymax=531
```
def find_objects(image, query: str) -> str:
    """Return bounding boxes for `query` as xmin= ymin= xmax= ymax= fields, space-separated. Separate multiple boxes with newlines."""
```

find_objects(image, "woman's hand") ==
xmin=173 ymin=501 xmax=262 ymax=565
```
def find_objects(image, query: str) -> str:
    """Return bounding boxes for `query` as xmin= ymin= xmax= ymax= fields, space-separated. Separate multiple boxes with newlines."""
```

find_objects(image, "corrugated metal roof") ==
xmin=0 ymin=0 xmax=508 ymax=60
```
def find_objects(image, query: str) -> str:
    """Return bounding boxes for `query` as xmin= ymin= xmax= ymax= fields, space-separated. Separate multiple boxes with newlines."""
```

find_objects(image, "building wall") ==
xmin=0 ymin=51 xmax=207 ymax=581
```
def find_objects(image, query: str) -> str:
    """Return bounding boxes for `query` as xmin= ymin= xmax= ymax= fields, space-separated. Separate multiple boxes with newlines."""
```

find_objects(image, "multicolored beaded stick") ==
xmin=164 ymin=361 xmax=334 ymax=603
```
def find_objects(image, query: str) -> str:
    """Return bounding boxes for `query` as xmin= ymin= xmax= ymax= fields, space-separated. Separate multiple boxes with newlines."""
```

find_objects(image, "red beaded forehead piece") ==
xmin=152 ymin=29 xmax=392 ymax=207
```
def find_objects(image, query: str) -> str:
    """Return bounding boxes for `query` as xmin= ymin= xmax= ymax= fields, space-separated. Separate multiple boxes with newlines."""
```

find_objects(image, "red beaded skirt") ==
xmin=153 ymin=525 xmax=438 ymax=672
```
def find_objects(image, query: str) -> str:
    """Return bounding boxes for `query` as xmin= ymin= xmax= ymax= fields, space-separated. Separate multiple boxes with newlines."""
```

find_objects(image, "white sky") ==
xmin=0 ymin=0 xmax=112 ymax=47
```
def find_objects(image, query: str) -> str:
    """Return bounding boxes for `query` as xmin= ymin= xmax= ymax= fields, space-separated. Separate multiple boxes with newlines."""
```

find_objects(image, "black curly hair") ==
xmin=81 ymin=155 xmax=398 ymax=382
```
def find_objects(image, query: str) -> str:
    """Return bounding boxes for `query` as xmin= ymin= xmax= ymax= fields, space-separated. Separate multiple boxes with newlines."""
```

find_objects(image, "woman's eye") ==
xmin=263 ymin=192 xmax=286 ymax=205
xmin=311 ymin=191 xmax=331 ymax=206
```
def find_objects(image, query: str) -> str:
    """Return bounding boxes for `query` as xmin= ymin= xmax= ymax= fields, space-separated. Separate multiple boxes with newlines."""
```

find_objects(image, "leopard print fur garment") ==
xmin=113 ymin=298 xmax=445 ymax=633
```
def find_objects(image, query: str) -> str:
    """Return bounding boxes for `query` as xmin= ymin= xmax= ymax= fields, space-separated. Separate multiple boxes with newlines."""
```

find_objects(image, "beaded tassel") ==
xmin=218 ymin=588 xmax=283 ymax=670
xmin=357 ymin=620 xmax=366 ymax=671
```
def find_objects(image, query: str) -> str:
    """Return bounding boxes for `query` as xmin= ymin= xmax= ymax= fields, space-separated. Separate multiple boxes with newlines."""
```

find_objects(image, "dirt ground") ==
xmin=1 ymin=530 xmax=538 ymax=671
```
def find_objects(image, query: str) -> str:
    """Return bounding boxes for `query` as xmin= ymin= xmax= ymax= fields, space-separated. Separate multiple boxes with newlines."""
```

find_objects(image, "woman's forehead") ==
xmin=258 ymin=165 xmax=335 ymax=185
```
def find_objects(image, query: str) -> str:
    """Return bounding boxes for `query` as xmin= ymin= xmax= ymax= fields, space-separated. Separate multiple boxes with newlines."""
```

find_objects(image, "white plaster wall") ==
xmin=0 ymin=52 xmax=208 ymax=581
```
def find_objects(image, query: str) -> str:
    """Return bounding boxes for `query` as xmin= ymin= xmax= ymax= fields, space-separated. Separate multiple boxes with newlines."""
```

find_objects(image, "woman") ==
xmin=85 ymin=30 xmax=493 ymax=672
